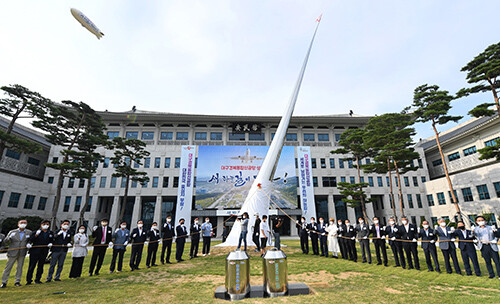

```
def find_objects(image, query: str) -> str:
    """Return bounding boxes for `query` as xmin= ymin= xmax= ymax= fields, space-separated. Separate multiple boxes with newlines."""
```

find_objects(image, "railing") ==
xmin=0 ymin=158 xmax=45 ymax=180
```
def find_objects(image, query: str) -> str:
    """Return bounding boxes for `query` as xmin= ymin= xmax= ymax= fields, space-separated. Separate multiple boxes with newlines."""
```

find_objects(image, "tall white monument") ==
xmin=220 ymin=16 xmax=322 ymax=247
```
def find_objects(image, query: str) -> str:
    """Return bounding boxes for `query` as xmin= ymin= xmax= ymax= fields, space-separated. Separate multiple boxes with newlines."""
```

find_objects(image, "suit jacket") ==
xmin=191 ymin=223 xmax=201 ymax=240
xmin=253 ymin=218 xmax=261 ymax=236
xmin=473 ymin=225 xmax=499 ymax=251
xmin=337 ymin=224 xmax=346 ymax=238
xmin=130 ymin=227 xmax=147 ymax=245
xmin=385 ymin=225 xmax=401 ymax=246
xmin=356 ymin=223 xmax=370 ymax=238
xmin=344 ymin=225 xmax=356 ymax=239
xmin=435 ymin=226 xmax=456 ymax=250
xmin=454 ymin=229 xmax=475 ymax=251
xmin=0 ymin=233 xmax=5 ymax=249
xmin=92 ymin=225 xmax=113 ymax=245
xmin=419 ymin=228 xmax=437 ymax=250
xmin=369 ymin=224 xmax=385 ymax=239
xmin=4 ymin=228 xmax=32 ymax=257
xmin=51 ymin=229 xmax=72 ymax=253
xmin=399 ymin=224 xmax=419 ymax=240
xmin=72 ymin=233 xmax=89 ymax=258
xmin=29 ymin=229 xmax=54 ymax=255
xmin=296 ymin=222 xmax=308 ymax=237
xmin=113 ymin=228 xmax=130 ymax=250
xmin=148 ymin=229 xmax=161 ymax=245
xmin=162 ymin=222 xmax=176 ymax=240
xmin=307 ymin=223 xmax=318 ymax=239
xmin=317 ymin=222 xmax=328 ymax=236
xmin=176 ymin=225 xmax=188 ymax=243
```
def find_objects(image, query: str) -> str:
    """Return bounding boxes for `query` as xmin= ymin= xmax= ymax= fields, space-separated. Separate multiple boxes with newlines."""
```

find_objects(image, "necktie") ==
xmin=376 ymin=226 xmax=380 ymax=238
xmin=102 ymin=227 xmax=105 ymax=243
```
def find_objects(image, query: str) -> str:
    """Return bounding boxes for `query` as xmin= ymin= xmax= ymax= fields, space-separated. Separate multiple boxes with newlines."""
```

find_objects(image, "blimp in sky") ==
xmin=70 ymin=8 xmax=104 ymax=39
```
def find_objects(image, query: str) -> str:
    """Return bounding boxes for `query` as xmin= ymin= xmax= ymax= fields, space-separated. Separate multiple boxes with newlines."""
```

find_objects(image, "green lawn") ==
xmin=1 ymin=240 xmax=499 ymax=303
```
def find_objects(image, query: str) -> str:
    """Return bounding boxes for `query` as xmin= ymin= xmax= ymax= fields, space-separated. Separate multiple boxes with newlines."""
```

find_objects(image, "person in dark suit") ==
xmin=89 ymin=218 xmax=113 ymax=276
xmin=370 ymin=217 xmax=387 ymax=266
xmin=47 ymin=220 xmax=72 ymax=282
xmin=474 ymin=216 xmax=500 ymax=278
xmin=1 ymin=219 xmax=32 ymax=288
xmin=344 ymin=219 xmax=357 ymax=262
xmin=296 ymin=217 xmax=309 ymax=254
xmin=26 ymin=220 xmax=54 ymax=285
xmin=385 ymin=217 xmax=405 ymax=268
xmin=176 ymin=218 xmax=188 ymax=262
xmin=317 ymin=218 xmax=328 ymax=257
xmin=160 ymin=216 xmax=175 ymax=264
xmin=337 ymin=219 xmax=348 ymax=260
xmin=435 ymin=218 xmax=461 ymax=274
xmin=419 ymin=220 xmax=440 ymax=273
xmin=190 ymin=218 xmax=201 ymax=259
xmin=252 ymin=214 xmax=261 ymax=252
xmin=222 ymin=224 xmax=230 ymax=243
xmin=146 ymin=222 xmax=160 ymax=268
xmin=129 ymin=220 xmax=147 ymax=271
xmin=110 ymin=221 xmax=129 ymax=273
xmin=307 ymin=217 xmax=319 ymax=255
xmin=356 ymin=217 xmax=371 ymax=264
xmin=454 ymin=221 xmax=481 ymax=276
xmin=399 ymin=216 xmax=420 ymax=270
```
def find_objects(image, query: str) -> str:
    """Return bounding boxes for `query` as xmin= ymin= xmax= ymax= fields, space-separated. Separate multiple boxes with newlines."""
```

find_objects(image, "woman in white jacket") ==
xmin=325 ymin=218 xmax=340 ymax=258
xmin=69 ymin=225 xmax=89 ymax=278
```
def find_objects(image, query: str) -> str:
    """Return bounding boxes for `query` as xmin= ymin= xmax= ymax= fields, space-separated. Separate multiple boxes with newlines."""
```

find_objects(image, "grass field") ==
xmin=1 ymin=240 xmax=500 ymax=303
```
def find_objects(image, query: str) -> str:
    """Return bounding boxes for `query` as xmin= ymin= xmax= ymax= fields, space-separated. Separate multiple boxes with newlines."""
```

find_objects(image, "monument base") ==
xmin=214 ymin=283 xmax=309 ymax=301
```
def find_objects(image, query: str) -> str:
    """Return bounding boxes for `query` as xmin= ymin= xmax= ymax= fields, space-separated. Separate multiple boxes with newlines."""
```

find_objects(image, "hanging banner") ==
xmin=175 ymin=145 xmax=196 ymax=233
xmin=297 ymin=146 xmax=316 ymax=219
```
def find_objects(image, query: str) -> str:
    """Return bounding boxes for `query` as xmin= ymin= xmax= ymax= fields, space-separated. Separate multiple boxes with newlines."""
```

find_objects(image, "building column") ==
xmin=366 ymin=197 xmax=375 ymax=220
xmin=217 ymin=216 xmax=224 ymax=238
xmin=327 ymin=195 xmax=336 ymax=221
xmin=347 ymin=207 xmax=356 ymax=222
xmin=131 ymin=196 xmax=141 ymax=225
xmin=153 ymin=196 xmax=162 ymax=225
xmin=110 ymin=196 xmax=120 ymax=227
xmin=289 ymin=217 xmax=298 ymax=236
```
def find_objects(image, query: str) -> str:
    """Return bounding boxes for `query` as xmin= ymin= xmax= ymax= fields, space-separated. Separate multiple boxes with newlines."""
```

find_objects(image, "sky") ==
xmin=1 ymin=1 xmax=499 ymax=140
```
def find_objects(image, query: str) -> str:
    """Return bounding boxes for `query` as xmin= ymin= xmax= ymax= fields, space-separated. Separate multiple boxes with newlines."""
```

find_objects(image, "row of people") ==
xmin=297 ymin=215 xmax=500 ymax=278
xmin=0 ymin=216 xmax=215 ymax=288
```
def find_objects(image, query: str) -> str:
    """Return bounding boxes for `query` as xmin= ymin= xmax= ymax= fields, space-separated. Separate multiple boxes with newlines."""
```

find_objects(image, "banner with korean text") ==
xmin=297 ymin=146 xmax=316 ymax=219
xmin=175 ymin=145 xmax=196 ymax=233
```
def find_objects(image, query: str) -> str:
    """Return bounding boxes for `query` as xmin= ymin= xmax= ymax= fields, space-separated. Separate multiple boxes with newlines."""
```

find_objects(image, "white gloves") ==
xmin=36 ymin=230 xmax=41 ymax=236
xmin=26 ymin=243 xmax=32 ymax=249
xmin=391 ymin=237 xmax=396 ymax=241
xmin=133 ymin=233 xmax=137 ymax=238
xmin=144 ymin=241 xmax=149 ymax=246
xmin=48 ymin=243 xmax=53 ymax=247
xmin=93 ymin=226 xmax=98 ymax=232
xmin=159 ymin=240 xmax=163 ymax=244
xmin=109 ymin=242 xmax=113 ymax=246
xmin=115 ymin=228 xmax=120 ymax=233
xmin=430 ymin=240 xmax=435 ymax=244
xmin=67 ymin=243 xmax=72 ymax=247
xmin=369 ymin=239 xmax=373 ymax=243
xmin=412 ymin=238 xmax=417 ymax=242
xmin=322 ymin=233 xmax=326 ymax=236
xmin=351 ymin=237 xmax=355 ymax=240
xmin=450 ymin=227 xmax=455 ymax=232
xmin=58 ymin=230 xmax=63 ymax=236
xmin=363 ymin=236 xmax=368 ymax=239
xmin=451 ymin=238 xmax=456 ymax=242
xmin=473 ymin=239 xmax=478 ymax=243
xmin=124 ymin=241 xmax=128 ymax=246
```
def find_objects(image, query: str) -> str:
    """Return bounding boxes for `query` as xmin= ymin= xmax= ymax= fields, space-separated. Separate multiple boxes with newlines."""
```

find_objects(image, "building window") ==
xmin=340 ymin=176 xmax=346 ymax=183
xmin=286 ymin=133 xmax=297 ymax=141
xmin=27 ymin=157 xmax=40 ymax=166
xmin=417 ymin=159 xmax=423 ymax=168
xmin=248 ymin=133 xmax=265 ymax=141
xmin=107 ymin=131 xmax=120 ymax=139
xmin=52 ymin=157 xmax=58 ymax=164
xmin=228 ymin=133 xmax=245 ymax=141
xmin=431 ymin=217 xmax=438 ymax=226
xmin=99 ymin=177 xmax=107 ymax=188
xmin=144 ymin=158 xmax=151 ymax=168
xmin=421 ymin=176 xmax=426 ymax=183
xmin=412 ymin=176 xmax=418 ymax=187
xmin=86 ymin=197 xmax=92 ymax=212
xmin=110 ymin=176 xmax=117 ymax=188
xmin=121 ymin=177 xmax=126 ymax=188
xmin=0 ymin=191 xmax=4 ymax=206
xmin=463 ymin=146 xmax=477 ymax=156
xmin=404 ymin=177 xmax=409 ymax=187
xmin=303 ymin=133 xmax=315 ymax=142
xmin=322 ymin=177 xmax=337 ymax=187
xmin=494 ymin=182 xmax=500 ymax=198
xmin=210 ymin=132 xmax=222 ymax=141
xmin=365 ymin=158 xmax=371 ymax=164
xmin=427 ymin=194 xmax=435 ymax=206
xmin=90 ymin=177 xmax=96 ymax=188
xmin=131 ymin=180 xmax=137 ymax=188
xmin=432 ymin=159 xmax=442 ymax=167
xmin=23 ymin=195 xmax=35 ymax=209
xmin=312 ymin=177 xmax=318 ymax=187
xmin=164 ymin=157 xmax=171 ymax=168
xmin=173 ymin=177 xmax=179 ymax=188
xmin=318 ymin=134 xmax=329 ymax=142
xmin=163 ymin=177 xmax=169 ymax=188
xmin=394 ymin=177 xmax=398 ymax=187
xmin=195 ymin=132 xmax=207 ymax=140
xmin=103 ymin=158 xmax=110 ymax=168
xmin=350 ymin=177 xmax=355 ymax=184
xmin=152 ymin=177 xmax=159 ymax=188
xmin=63 ymin=196 xmax=71 ymax=212
xmin=160 ymin=132 xmax=173 ymax=140
xmin=141 ymin=132 xmax=154 ymax=140
xmin=335 ymin=134 xmax=341 ymax=142
xmin=368 ymin=177 xmax=374 ymax=187
xmin=320 ymin=158 xmax=326 ymax=168
xmin=126 ymin=131 xmax=138 ymax=139
xmin=5 ymin=149 xmax=21 ymax=160
xmin=48 ymin=176 xmax=54 ymax=184
xmin=386 ymin=176 xmax=390 ymax=187
xmin=339 ymin=159 xmax=344 ymax=169
xmin=477 ymin=184 xmax=490 ymax=200
xmin=448 ymin=152 xmax=460 ymax=161
xmin=437 ymin=192 xmax=446 ymax=205
xmin=389 ymin=195 xmax=394 ymax=209
xmin=68 ymin=177 xmax=75 ymax=188
xmin=360 ymin=177 xmax=364 ymax=183
xmin=347 ymin=160 xmax=353 ymax=168
xmin=329 ymin=158 xmax=335 ymax=168
xmin=461 ymin=187 xmax=473 ymax=202
xmin=485 ymin=137 xmax=499 ymax=147
xmin=377 ymin=177 xmax=383 ymax=187
xmin=448 ymin=190 xmax=458 ymax=203
xmin=74 ymin=196 xmax=82 ymax=212
xmin=174 ymin=158 xmax=181 ymax=168
xmin=176 ymin=132 xmax=189 ymax=140
xmin=154 ymin=157 xmax=161 ymax=168
xmin=407 ymin=194 xmax=414 ymax=208
xmin=416 ymin=194 xmax=423 ymax=208
xmin=311 ymin=158 xmax=317 ymax=168
xmin=38 ymin=197 xmax=47 ymax=211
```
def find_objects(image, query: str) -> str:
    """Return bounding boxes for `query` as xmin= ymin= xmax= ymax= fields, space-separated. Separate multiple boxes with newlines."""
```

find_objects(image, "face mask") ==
xmin=205 ymin=219 xmax=209 ymax=223
xmin=138 ymin=224 xmax=143 ymax=228
xmin=319 ymin=220 xmax=324 ymax=223
xmin=79 ymin=229 xmax=85 ymax=233
xmin=478 ymin=221 xmax=486 ymax=226
xmin=167 ymin=219 xmax=171 ymax=223
xmin=121 ymin=225 xmax=127 ymax=229
xmin=389 ymin=221 xmax=395 ymax=225
xmin=152 ymin=226 xmax=158 ymax=230
xmin=311 ymin=220 xmax=315 ymax=223
xmin=440 ymin=222 xmax=446 ymax=227
xmin=359 ymin=221 xmax=364 ymax=224
xmin=62 ymin=225 xmax=69 ymax=230
xmin=181 ymin=222 xmax=185 ymax=226
xmin=346 ymin=223 xmax=350 ymax=226
xmin=330 ymin=221 xmax=334 ymax=225
xmin=42 ymin=225 xmax=49 ymax=230
xmin=458 ymin=226 xmax=465 ymax=230
xmin=373 ymin=220 xmax=379 ymax=224
xmin=243 ymin=216 xmax=247 ymax=219
xmin=19 ymin=224 xmax=27 ymax=229
xmin=402 ymin=220 xmax=408 ymax=225
xmin=423 ymin=225 xmax=429 ymax=229
xmin=301 ymin=219 xmax=305 ymax=223
xmin=194 ymin=220 xmax=199 ymax=224
xmin=101 ymin=222 xmax=108 ymax=226
xmin=338 ymin=222 xmax=342 ymax=225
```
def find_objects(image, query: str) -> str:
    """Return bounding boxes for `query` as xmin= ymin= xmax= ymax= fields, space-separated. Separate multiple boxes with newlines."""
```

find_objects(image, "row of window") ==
xmin=312 ymin=175 xmax=426 ymax=188
xmin=0 ymin=191 xmax=48 ymax=211
xmin=426 ymin=182 xmax=500 ymax=206
xmin=443 ymin=137 xmax=499 ymax=163
xmin=5 ymin=149 xmax=41 ymax=166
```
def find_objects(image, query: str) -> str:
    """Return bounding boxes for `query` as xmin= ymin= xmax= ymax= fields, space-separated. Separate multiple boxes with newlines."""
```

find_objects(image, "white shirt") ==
xmin=260 ymin=221 xmax=270 ymax=239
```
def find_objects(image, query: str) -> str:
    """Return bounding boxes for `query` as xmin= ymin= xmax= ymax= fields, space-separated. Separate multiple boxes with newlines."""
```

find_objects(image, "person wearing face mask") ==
xmin=385 ymin=217 xmax=405 ymax=268
xmin=295 ymin=217 xmax=309 ymax=254
xmin=308 ymin=217 xmax=320 ymax=255
xmin=110 ymin=221 xmax=129 ymax=273
xmin=370 ymin=217 xmax=387 ymax=266
xmin=175 ymin=218 xmax=188 ymax=262
xmin=473 ymin=216 xmax=500 ymax=279
xmin=1 ymin=219 xmax=32 ymax=288
xmin=317 ymin=217 xmax=328 ymax=257
xmin=418 ymin=220 xmax=440 ymax=273
xmin=435 ymin=218 xmax=461 ymax=275
xmin=260 ymin=215 xmax=271 ymax=256
xmin=344 ymin=219 xmax=357 ymax=262
xmin=252 ymin=214 xmax=261 ymax=252
xmin=47 ymin=220 xmax=72 ymax=282
xmin=146 ymin=222 xmax=161 ymax=268
xmin=356 ymin=217 xmax=371 ymax=264
xmin=161 ymin=215 xmax=175 ymax=264
xmin=130 ymin=220 xmax=147 ymax=270
xmin=236 ymin=212 xmax=249 ymax=251
xmin=337 ymin=219 xmax=348 ymax=260
xmin=454 ymin=221 xmax=480 ymax=276
xmin=399 ymin=216 xmax=420 ymax=270
xmin=325 ymin=218 xmax=340 ymax=258
xmin=26 ymin=220 xmax=54 ymax=285
xmin=201 ymin=217 xmax=213 ymax=256
xmin=273 ymin=217 xmax=284 ymax=250
xmin=89 ymin=218 xmax=113 ymax=276
xmin=69 ymin=225 xmax=89 ymax=278
xmin=190 ymin=217 xmax=201 ymax=259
